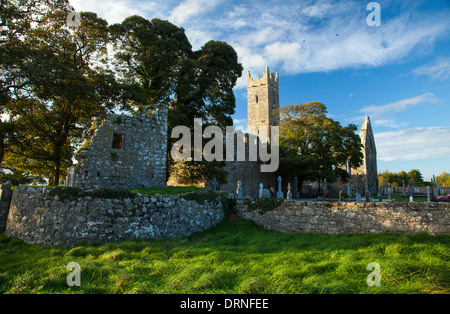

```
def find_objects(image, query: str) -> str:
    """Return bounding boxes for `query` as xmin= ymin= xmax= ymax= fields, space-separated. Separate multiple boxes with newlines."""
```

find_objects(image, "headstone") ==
xmin=287 ymin=183 xmax=292 ymax=200
xmin=356 ymin=193 xmax=361 ymax=203
xmin=339 ymin=190 xmax=343 ymax=202
xmin=293 ymin=175 xmax=300 ymax=199
xmin=263 ymin=189 xmax=271 ymax=198
xmin=259 ymin=183 xmax=263 ymax=198
xmin=323 ymin=178 xmax=328 ymax=197
xmin=354 ymin=180 xmax=357 ymax=196
xmin=427 ymin=186 xmax=431 ymax=203
xmin=211 ymin=177 xmax=218 ymax=191
xmin=0 ymin=181 xmax=12 ymax=202
xmin=402 ymin=180 xmax=405 ymax=196
xmin=269 ymin=187 xmax=276 ymax=197
xmin=409 ymin=196 xmax=414 ymax=203
xmin=347 ymin=182 xmax=352 ymax=197
xmin=277 ymin=176 xmax=284 ymax=199
xmin=388 ymin=183 xmax=391 ymax=200
xmin=378 ymin=186 xmax=382 ymax=202
xmin=236 ymin=180 xmax=243 ymax=199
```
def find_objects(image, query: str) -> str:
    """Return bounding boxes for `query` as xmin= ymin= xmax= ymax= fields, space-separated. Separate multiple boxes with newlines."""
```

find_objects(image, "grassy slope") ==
xmin=0 ymin=218 xmax=449 ymax=294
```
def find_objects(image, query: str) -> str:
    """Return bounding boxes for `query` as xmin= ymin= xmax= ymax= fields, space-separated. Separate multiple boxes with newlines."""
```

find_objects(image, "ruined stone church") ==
xmin=210 ymin=66 xmax=378 ymax=197
xmin=67 ymin=66 xmax=378 ymax=198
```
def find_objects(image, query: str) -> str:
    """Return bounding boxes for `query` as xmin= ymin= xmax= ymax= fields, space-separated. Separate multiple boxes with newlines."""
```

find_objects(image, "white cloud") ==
xmin=373 ymin=119 xmax=408 ymax=129
xmin=168 ymin=0 xmax=222 ymax=25
xmin=302 ymin=3 xmax=332 ymax=18
xmin=412 ymin=57 xmax=450 ymax=80
xmin=360 ymin=92 xmax=440 ymax=118
xmin=70 ymin=0 xmax=164 ymax=24
xmin=375 ymin=127 xmax=450 ymax=162
xmin=233 ymin=118 xmax=248 ymax=133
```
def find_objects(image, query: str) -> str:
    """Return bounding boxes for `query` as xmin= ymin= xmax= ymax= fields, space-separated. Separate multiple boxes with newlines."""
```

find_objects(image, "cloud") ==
xmin=375 ymin=127 xmax=450 ymax=162
xmin=70 ymin=0 xmax=164 ymax=24
xmin=233 ymin=118 xmax=248 ymax=133
xmin=360 ymin=92 xmax=440 ymax=118
xmin=302 ymin=3 xmax=333 ymax=18
xmin=412 ymin=57 xmax=450 ymax=80
xmin=168 ymin=0 xmax=222 ymax=25
xmin=373 ymin=119 xmax=408 ymax=128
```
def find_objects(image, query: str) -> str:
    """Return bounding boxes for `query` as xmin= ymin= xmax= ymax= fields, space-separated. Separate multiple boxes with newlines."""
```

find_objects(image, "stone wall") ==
xmin=67 ymin=108 xmax=168 ymax=190
xmin=5 ymin=187 xmax=224 ymax=246
xmin=237 ymin=200 xmax=450 ymax=235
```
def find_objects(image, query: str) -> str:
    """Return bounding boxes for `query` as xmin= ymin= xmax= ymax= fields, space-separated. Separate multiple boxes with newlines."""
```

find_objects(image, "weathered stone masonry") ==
xmin=237 ymin=200 xmax=450 ymax=235
xmin=5 ymin=187 xmax=224 ymax=245
xmin=67 ymin=107 xmax=168 ymax=190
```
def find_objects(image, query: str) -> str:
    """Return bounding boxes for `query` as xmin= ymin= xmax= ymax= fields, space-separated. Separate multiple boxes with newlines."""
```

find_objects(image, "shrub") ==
xmin=181 ymin=190 xmax=220 ymax=205
xmin=245 ymin=197 xmax=284 ymax=214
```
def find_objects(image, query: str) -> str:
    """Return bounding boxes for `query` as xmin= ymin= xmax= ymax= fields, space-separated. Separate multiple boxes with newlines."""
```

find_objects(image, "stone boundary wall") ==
xmin=5 ymin=187 xmax=224 ymax=246
xmin=237 ymin=200 xmax=450 ymax=235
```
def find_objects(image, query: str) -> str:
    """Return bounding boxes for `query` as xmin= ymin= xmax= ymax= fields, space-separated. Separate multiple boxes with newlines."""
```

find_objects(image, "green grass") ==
xmin=0 ymin=219 xmax=448 ymax=294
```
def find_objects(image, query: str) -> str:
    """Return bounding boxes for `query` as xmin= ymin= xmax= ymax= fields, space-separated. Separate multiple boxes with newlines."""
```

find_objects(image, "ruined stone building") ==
xmin=210 ymin=67 xmax=379 ymax=198
xmin=351 ymin=115 xmax=378 ymax=193
xmin=66 ymin=66 xmax=378 ymax=198
xmin=66 ymin=106 xmax=168 ymax=190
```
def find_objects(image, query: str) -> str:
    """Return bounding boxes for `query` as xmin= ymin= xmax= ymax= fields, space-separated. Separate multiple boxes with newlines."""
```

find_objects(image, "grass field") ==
xmin=1 ymin=216 xmax=448 ymax=294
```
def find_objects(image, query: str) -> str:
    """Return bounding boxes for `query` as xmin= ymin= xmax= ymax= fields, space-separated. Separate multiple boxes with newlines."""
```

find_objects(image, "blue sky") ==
xmin=71 ymin=0 xmax=450 ymax=180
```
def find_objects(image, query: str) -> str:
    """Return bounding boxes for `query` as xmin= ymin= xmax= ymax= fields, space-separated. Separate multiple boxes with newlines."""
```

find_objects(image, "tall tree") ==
xmin=2 ymin=4 xmax=121 ymax=185
xmin=277 ymin=102 xmax=363 ymax=190
xmin=110 ymin=16 xmax=243 ymax=184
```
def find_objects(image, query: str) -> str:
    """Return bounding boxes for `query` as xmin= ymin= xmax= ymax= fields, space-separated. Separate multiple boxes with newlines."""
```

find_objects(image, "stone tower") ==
xmin=247 ymin=66 xmax=279 ymax=142
xmin=354 ymin=116 xmax=378 ymax=193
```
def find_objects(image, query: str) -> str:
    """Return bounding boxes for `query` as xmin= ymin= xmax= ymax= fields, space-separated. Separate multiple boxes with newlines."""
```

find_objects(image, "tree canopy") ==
xmin=1 ymin=1 xmax=242 ymax=186
xmin=277 ymin=102 xmax=363 ymax=188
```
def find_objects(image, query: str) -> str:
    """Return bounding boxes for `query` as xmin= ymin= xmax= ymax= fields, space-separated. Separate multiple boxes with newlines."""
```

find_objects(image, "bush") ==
xmin=181 ymin=190 xmax=220 ymax=205
xmin=48 ymin=187 xmax=136 ymax=201
xmin=245 ymin=197 xmax=284 ymax=214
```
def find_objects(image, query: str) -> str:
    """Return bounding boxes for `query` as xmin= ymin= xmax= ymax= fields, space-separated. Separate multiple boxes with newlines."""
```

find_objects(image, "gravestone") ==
xmin=323 ymin=178 xmax=328 ymax=197
xmin=427 ymin=186 xmax=431 ymax=203
xmin=0 ymin=181 xmax=12 ymax=233
xmin=287 ymin=183 xmax=292 ymax=200
xmin=402 ymin=180 xmax=405 ymax=196
xmin=388 ymin=183 xmax=391 ymax=200
xmin=339 ymin=190 xmax=343 ymax=202
xmin=347 ymin=182 xmax=352 ymax=197
xmin=356 ymin=193 xmax=361 ymax=203
xmin=211 ymin=177 xmax=218 ymax=191
xmin=263 ymin=189 xmax=271 ymax=198
xmin=259 ymin=183 xmax=263 ymax=198
xmin=378 ymin=186 xmax=382 ymax=202
xmin=236 ymin=180 xmax=243 ymax=199
xmin=277 ymin=176 xmax=284 ymax=199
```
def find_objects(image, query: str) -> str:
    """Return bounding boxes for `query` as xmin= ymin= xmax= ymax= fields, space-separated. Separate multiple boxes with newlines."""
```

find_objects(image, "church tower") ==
xmin=247 ymin=66 xmax=279 ymax=142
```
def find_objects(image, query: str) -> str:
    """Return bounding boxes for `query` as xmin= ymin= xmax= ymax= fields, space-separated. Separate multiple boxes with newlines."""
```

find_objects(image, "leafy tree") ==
xmin=2 ymin=4 xmax=121 ymax=185
xmin=110 ymin=16 xmax=243 ymax=185
xmin=408 ymin=169 xmax=424 ymax=186
xmin=377 ymin=169 xmax=425 ymax=187
xmin=437 ymin=172 xmax=450 ymax=186
xmin=277 ymin=102 xmax=363 ymax=190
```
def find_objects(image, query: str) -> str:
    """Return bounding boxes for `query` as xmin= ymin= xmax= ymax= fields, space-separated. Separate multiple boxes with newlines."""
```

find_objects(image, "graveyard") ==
xmin=1 ymin=0 xmax=449 ymax=297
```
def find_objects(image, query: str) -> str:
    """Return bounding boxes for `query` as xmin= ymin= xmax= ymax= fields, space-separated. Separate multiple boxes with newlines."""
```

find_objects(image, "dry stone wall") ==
xmin=237 ymin=200 xmax=450 ymax=235
xmin=5 ymin=187 xmax=224 ymax=246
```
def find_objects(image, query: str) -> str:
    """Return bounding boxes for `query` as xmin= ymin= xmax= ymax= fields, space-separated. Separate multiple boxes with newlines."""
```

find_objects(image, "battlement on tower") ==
xmin=247 ymin=66 xmax=279 ymax=87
